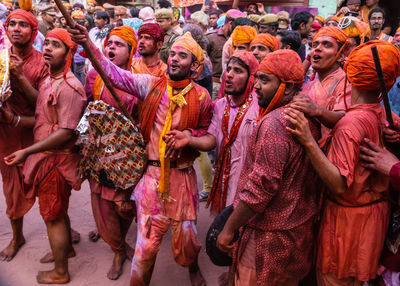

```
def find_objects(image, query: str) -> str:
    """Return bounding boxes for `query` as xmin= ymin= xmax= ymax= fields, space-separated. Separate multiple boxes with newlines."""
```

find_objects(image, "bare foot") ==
xmin=88 ymin=230 xmax=100 ymax=242
xmin=189 ymin=268 xmax=207 ymax=286
xmin=71 ymin=228 xmax=80 ymax=244
xmin=218 ymin=272 xmax=229 ymax=286
xmin=40 ymin=249 xmax=76 ymax=263
xmin=0 ymin=237 xmax=25 ymax=262
xmin=125 ymin=243 xmax=135 ymax=260
xmin=107 ymin=251 xmax=126 ymax=280
xmin=36 ymin=269 xmax=70 ymax=284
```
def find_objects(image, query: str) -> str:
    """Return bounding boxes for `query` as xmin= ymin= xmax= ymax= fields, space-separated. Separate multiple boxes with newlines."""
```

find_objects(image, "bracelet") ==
xmin=14 ymin=115 xmax=21 ymax=127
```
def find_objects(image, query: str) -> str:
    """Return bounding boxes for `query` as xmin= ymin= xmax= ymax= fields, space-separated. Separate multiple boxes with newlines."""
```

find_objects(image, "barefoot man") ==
xmin=285 ymin=40 xmax=399 ymax=285
xmin=0 ymin=9 xmax=48 ymax=261
xmin=69 ymin=25 xmax=212 ymax=286
xmin=4 ymin=28 xmax=86 ymax=284
xmin=85 ymin=25 xmax=138 ymax=280
xmin=217 ymin=50 xmax=319 ymax=285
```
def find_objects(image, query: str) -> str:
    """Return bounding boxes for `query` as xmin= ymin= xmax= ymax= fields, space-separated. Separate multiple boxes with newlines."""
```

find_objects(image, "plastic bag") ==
xmin=0 ymin=49 xmax=11 ymax=107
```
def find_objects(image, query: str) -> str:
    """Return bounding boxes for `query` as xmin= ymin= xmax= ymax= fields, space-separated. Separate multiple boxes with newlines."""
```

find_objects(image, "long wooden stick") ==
xmin=53 ymin=0 xmax=134 ymax=123
xmin=371 ymin=45 xmax=394 ymax=128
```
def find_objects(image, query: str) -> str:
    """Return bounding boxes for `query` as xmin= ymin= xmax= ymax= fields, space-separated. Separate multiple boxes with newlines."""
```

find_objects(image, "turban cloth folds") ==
xmin=232 ymin=25 xmax=257 ymax=46
xmin=250 ymin=33 xmax=281 ymax=52
xmin=344 ymin=40 xmax=400 ymax=91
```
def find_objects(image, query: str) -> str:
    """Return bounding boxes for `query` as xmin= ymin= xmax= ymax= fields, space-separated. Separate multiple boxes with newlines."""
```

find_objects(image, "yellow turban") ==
xmin=232 ymin=25 xmax=257 ymax=46
xmin=171 ymin=32 xmax=205 ymax=66
xmin=104 ymin=26 xmax=138 ymax=68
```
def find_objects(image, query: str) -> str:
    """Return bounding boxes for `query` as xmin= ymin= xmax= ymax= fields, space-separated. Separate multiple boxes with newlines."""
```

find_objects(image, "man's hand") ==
xmin=216 ymin=227 xmax=235 ymax=255
xmin=0 ymin=105 xmax=15 ymax=125
xmin=67 ymin=24 xmax=90 ymax=46
xmin=287 ymin=94 xmax=321 ymax=117
xmin=9 ymin=54 xmax=24 ymax=79
xmin=359 ymin=138 xmax=399 ymax=175
xmin=257 ymin=3 xmax=266 ymax=14
xmin=383 ymin=121 xmax=400 ymax=143
xmin=284 ymin=108 xmax=315 ymax=147
xmin=4 ymin=149 xmax=28 ymax=166
xmin=164 ymin=129 xmax=191 ymax=159
xmin=336 ymin=6 xmax=350 ymax=16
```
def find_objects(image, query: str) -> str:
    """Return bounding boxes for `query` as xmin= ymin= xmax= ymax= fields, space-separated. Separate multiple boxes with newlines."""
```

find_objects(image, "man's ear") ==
xmin=156 ymin=40 xmax=163 ymax=51
xmin=284 ymin=83 xmax=295 ymax=95
xmin=190 ymin=60 xmax=200 ymax=73
xmin=299 ymin=22 xmax=305 ymax=31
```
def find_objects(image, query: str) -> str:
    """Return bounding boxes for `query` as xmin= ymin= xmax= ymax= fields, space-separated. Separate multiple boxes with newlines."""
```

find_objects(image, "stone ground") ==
xmin=0 ymin=168 xmax=226 ymax=286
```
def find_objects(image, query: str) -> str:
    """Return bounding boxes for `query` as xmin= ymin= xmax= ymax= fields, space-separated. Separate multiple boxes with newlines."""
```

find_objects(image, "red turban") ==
xmin=250 ymin=33 xmax=281 ymax=52
xmin=344 ymin=40 xmax=400 ymax=91
xmin=232 ymin=25 xmax=257 ymax=46
xmin=4 ymin=9 xmax=38 ymax=46
xmin=46 ymin=28 xmax=78 ymax=80
xmin=138 ymin=23 xmax=165 ymax=43
xmin=258 ymin=49 xmax=304 ymax=119
xmin=104 ymin=26 xmax=137 ymax=68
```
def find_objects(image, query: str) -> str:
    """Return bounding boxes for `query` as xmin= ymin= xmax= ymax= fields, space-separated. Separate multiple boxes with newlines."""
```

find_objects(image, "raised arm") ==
xmin=68 ymin=24 xmax=154 ymax=101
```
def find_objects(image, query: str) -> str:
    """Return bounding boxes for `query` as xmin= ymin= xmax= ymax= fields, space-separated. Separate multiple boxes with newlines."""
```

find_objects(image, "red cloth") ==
xmin=249 ymin=33 xmax=281 ymax=52
xmin=138 ymin=23 xmax=164 ymax=43
xmin=234 ymin=106 xmax=320 ymax=284
xmin=4 ymin=9 xmax=38 ymax=46
xmin=344 ymin=40 xmax=400 ymax=91
xmin=37 ymin=167 xmax=71 ymax=221
xmin=389 ymin=162 xmax=400 ymax=192
xmin=317 ymin=103 xmax=390 ymax=281
xmin=0 ymin=48 xmax=48 ymax=220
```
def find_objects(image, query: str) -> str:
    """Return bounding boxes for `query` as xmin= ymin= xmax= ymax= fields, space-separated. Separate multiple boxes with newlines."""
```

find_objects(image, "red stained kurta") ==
xmin=234 ymin=106 xmax=320 ymax=285
xmin=0 ymin=48 xmax=48 ymax=219
xmin=317 ymin=103 xmax=390 ymax=281
xmin=23 ymin=71 xmax=87 ymax=193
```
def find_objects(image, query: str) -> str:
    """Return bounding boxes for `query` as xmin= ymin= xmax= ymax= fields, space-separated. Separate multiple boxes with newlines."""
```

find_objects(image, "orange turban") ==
xmin=232 ymin=25 xmax=257 ymax=46
xmin=171 ymin=32 xmax=204 ymax=78
xmin=396 ymin=27 xmax=400 ymax=33
xmin=4 ymin=9 xmax=38 ymax=46
xmin=344 ymin=40 xmax=400 ymax=91
xmin=250 ymin=33 xmax=281 ymax=52
xmin=258 ymin=49 xmax=304 ymax=119
xmin=104 ymin=26 xmax=137 ymax=68
xmin=313 ymin=26 xmax=350 ymax=57
xmin=46 ymin=28 xmax=77 ymax=81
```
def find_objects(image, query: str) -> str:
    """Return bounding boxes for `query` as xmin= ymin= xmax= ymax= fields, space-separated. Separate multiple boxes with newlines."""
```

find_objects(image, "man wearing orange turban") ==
xmin=231 ymin=25 xmax=257 ymax=52
xmin=217 ymin=49 xmax=320 ymax=286
xmin=0 ymin=9 xmax=48 ymax=262
xmin=285 ymin=40 xmax=400 ymax=286
xmin=249 ymin=32 xmax=281 ymax=62
xmin=68 ymin=25 xmax=212 ymax=286
xmin=4 ymin=28 xmax=86 ymax=284
xmin=292 ymin=26 xmax=352 ymax=138
xmin=85 ymin=25 xmax=139 ymax=280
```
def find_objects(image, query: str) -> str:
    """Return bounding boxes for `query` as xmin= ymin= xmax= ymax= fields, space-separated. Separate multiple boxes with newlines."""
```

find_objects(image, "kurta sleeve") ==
xmin=190 ymin=87 xmax=213 ymax=137
xmin=207 ymin=98 xmax=223 ymax=137
xmin=390 ymin=162 xmax=400 ymax=192
xmin=89 ymin=43 xmax=155 ymax=101
xmin=238 ymin=117 xmax=290 ymax=214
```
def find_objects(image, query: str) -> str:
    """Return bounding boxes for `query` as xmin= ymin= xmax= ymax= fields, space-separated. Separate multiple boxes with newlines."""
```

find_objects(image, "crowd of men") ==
xmin=0 ymin=0 xmax=400 ymax=285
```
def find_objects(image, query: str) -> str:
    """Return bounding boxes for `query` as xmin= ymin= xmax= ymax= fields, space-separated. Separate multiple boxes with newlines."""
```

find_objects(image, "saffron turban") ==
xmin=397 ymin=27 xmax=400 ymax=33
xmin=313 ymin=26 xmax=350 ymax=56
xmin=258 ymin=49 xmax=304 ymax=118
xmin=250 ymin=33 xmax=281 ymax=52
xmin=71 ymin=10 xmax=85 ymax=20
xmin=172 ymin=32 xmax=204 ymax=66
xmin=259 ymin=49 xmax=304 ymax=87
xmin=344 ymin=40 xmax=400 ymax=91
xmin=138 ymin=23 xmax=164 ymax=43
xmin=104 ymin=26 xmax=137 ymax=67
xmin=232 ymin=25 xmax=257 ymax=46
xmin=4 ymin=9 xmax=38 ymax=46
xmin=46 ymin=28 xmax=77 ymax=78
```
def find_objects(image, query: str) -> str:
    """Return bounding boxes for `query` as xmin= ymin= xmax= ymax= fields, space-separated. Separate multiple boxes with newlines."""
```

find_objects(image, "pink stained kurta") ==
xmin=302 ymin=67 xmax=351 ymax=138
xmin=207 ymin=93 xmax=259 ymax=207
xmin=0 ymin=47 xmax=48 ymax=220
xmin=23 ymin=71 xmax=87 ymax=194
xmin=90 ymin=43 xmax=213 ymax=221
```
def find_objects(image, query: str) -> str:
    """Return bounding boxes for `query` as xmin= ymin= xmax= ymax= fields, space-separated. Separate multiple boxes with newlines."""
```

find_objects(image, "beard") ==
xmin=139 ymin=49 xmax=157 ymax=57
xmin=168 ymin=64 xmax=191 ymax=81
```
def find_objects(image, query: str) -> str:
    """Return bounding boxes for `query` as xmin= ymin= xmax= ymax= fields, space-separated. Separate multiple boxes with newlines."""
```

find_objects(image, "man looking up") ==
xmin=155 ymin=8 xmax=179 ymax=64
xmin=290 ymin=26 xmax=351 ymax=138
xmin=291 ymin=11 xmax=314 ymax=61
xmin=368 ymin=8 xmax=392 ymax=42
xmin=85 ymin=26 xmax=138 ymax=280
xmin=166 ymin=51 xmax=260 ymax=214
xmin=249 ymin=32 xmax=281 ymax=62
xmin=4 ymin=28 xmax=86 ymax=284
xmin=132 ymin=23 xmax=167 ymax=77
xmin=217 ymin=49 xmax=319 ymax=286
xmin=68 ymin=25 xmax=212 ymax=286
xmin=285 ymin=40 xmax=400 ymax=286
xmin=0 ymin=9 xmax=48 ymax=262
